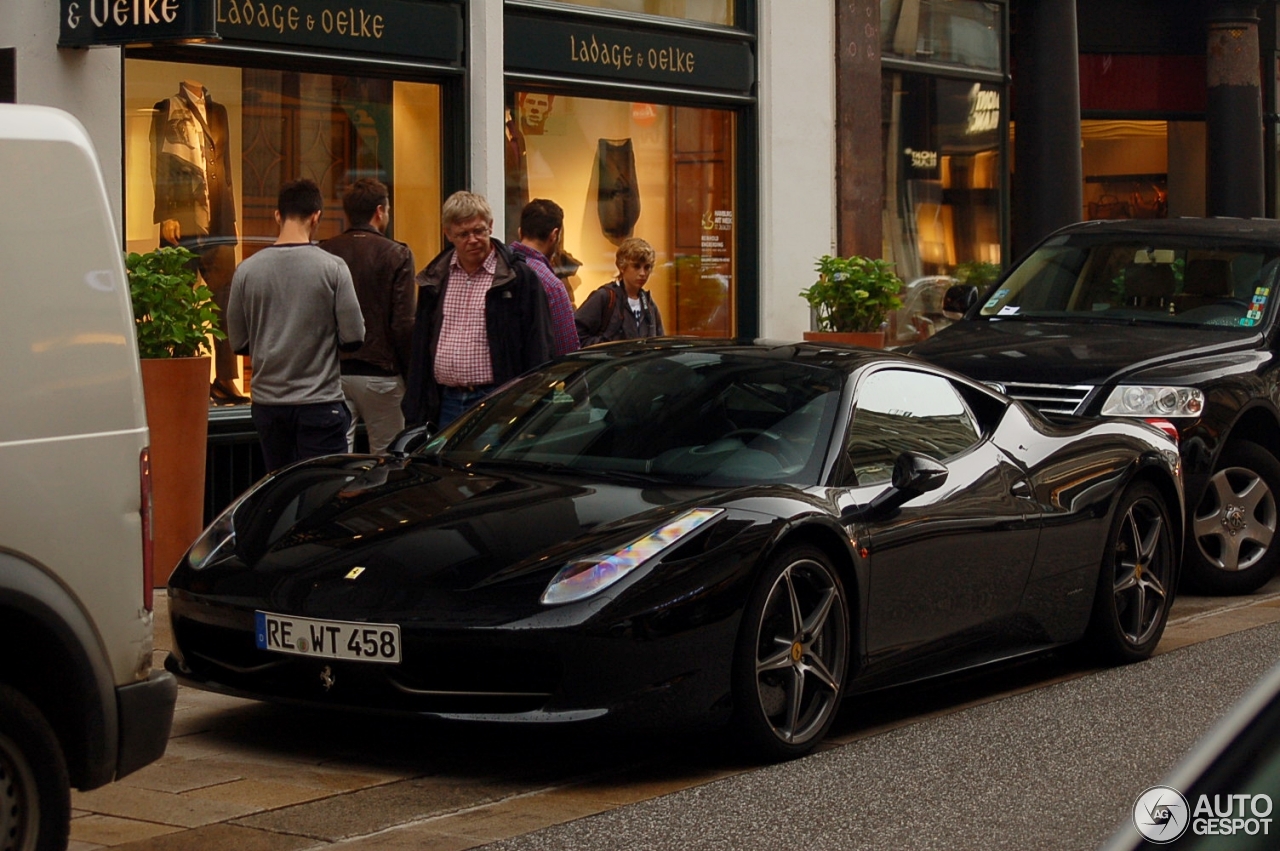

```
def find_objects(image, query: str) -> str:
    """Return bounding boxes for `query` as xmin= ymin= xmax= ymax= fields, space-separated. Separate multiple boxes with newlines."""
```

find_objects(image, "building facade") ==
xmin=6 ymin=0 xmax=1278 ymax=523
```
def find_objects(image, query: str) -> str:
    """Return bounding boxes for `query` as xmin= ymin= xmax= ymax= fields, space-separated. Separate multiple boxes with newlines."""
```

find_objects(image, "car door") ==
xmin=838 ymin=367 xmax=1040 ymax=672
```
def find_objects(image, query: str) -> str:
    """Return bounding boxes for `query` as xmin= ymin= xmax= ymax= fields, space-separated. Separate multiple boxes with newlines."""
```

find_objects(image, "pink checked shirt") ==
xmin=434 ymin=249 xmax=497 ymax=386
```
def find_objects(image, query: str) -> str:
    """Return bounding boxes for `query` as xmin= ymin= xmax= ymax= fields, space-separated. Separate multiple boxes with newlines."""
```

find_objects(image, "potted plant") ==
xmin=127 ymin=246 xmax=226 ymax=586
xmin=800 ymin=254 xmax=904 ymax=347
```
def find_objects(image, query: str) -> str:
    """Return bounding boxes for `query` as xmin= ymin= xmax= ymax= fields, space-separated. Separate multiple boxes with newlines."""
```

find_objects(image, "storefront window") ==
xmin=124 ymin=58 xmax=442 ymax=398
xmin=546 ymin=0 xmax=733 ymax=26
xmin=883 ymin=72 xmax=1002 ymax=282
xmin=881 ymin=0 xmax=1002 ymax=72
xmin=506 ymin=91 xmax=736 ymax=336
xmin=1081 ymin=119 xmax=1205 ymax=220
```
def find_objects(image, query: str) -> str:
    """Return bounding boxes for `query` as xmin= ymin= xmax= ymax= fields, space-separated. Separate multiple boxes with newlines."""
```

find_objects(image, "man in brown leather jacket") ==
xmin=319 ymin=178 xmax=416 ymax=453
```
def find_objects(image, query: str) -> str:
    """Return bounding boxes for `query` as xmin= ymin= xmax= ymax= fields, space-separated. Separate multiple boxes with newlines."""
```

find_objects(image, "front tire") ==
xmin=1187 ymin=440 xmax=1280 ymax=595
xmin=0 ymin=684 xmax=70 ymax=851
xmin=731 ymin=545 xmax=849 ymax=760
xmin=1085 ymin=482 xmax=1176 ymax=664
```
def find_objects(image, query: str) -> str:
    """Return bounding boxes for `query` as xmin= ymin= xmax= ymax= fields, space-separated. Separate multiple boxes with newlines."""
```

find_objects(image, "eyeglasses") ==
xmin=452 ymin=226 xmax=491 ymax=241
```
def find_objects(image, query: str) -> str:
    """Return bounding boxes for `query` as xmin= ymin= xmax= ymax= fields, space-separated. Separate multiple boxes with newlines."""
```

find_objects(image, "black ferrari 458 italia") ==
xmin=167 ymin=340 xmax=1184 ymax=758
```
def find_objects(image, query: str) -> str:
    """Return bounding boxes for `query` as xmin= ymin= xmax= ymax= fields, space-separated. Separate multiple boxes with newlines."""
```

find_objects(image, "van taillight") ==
xmin=140 ymin=447 xmax=154 ymax=612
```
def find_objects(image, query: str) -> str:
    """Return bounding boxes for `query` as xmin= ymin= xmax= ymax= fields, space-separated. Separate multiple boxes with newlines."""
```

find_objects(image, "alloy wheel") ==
xmin=1112 ymin=496 xmax=1172 ymax=647
xmin=1193 ymin=465 xmax=1277 ymax=572
xmin=750 ymin=557 xmax=848 ymax=747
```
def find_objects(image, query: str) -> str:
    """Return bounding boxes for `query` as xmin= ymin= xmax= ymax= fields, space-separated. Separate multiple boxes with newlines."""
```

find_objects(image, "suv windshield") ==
xmin=420 ymin=351 xmax=844 ymax=487
xmin=979 ymin=233 xmax=1280 ymax=330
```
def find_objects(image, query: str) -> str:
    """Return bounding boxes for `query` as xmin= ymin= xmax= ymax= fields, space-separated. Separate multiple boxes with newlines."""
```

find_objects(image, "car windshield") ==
xmin=979 ymin=233 xmax=1280 ymax=330
xmin=420 ymin=350 xmax=845 ymax=486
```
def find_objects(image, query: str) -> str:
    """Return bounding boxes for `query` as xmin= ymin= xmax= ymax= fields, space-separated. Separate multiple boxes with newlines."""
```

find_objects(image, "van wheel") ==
xmin=0 ymin=684 xmax=70 ymax=851
xmin=1187 ymin=440 xmax=1280 ymax=595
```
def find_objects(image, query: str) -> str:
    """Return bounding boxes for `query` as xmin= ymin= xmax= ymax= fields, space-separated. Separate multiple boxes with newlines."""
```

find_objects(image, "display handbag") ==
xmin=1088 ymin=193 xmax=1131 ymax=220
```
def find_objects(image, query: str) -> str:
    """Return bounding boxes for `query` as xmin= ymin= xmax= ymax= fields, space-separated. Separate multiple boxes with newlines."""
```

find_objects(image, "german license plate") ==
xmin=254 ymin=611 xmax=401 ymax=663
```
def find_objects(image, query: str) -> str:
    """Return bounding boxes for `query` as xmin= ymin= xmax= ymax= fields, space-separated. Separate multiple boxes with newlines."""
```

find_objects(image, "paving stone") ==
xmin=328 ymin=826 xmax=482 ymax=851
xmin=71 ymin=783 xmax=260 ymax=828
xmin=187 ymin=778 xmax=334 ymax=809
xmin=68 ymin=814 xmax=182 ymax=847
xmin=232 ymin=775 xmax=538 ymax=841
xmin=117 ymin=758 xmax=249 ymax=794
xmin=110 ymin=823 xmax=316 ymax=851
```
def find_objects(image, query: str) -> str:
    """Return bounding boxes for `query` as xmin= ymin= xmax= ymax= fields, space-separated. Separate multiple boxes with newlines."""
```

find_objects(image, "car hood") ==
xmin=182 ymin=455 xmax=771 ymax=623
xmin=912 ymin=318 xmax=1260 ymax=386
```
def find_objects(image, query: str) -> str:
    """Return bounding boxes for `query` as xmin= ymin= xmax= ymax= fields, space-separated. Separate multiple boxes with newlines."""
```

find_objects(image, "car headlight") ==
xmin=541 ymin=508 xmax=725 ymax=605
xmin=187 ymin=511 xmax=235 ymax=570
xmin=1101 ymin=385 xmax=1204 ymax=418
xmin=186 ymin=473 xmax=276 ymax=570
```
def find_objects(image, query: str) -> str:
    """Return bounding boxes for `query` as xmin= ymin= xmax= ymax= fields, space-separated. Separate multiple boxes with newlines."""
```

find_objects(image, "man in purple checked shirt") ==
xmin=509 ymin=199 xmax=580 ymax=357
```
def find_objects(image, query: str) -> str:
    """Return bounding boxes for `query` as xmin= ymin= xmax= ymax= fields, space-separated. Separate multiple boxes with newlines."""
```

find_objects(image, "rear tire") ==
xmin=1084 ymin=482 xmax=1176 ymax=664
xmin=1186 ymin=440 xmax=1280 ymax=595
xmin=0 ymin=683 xmax=70 ymax=851
xmin=730 ymin=545 xmax=849 ymax=761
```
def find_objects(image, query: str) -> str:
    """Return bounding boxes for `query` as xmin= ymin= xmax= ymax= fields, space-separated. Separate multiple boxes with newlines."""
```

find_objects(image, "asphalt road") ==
xmin=481 ymin=622 xmax=1280 ymax=851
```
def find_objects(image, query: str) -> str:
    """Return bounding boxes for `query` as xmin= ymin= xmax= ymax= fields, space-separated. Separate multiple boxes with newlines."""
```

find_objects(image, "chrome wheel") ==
xmin=1186 ymin=440 xmax=1280 ymax=595
xmin=1194 ymin=465 xmax=1276 ymax=572
xmin=737 ymin=548 xmax=849 ymax=756
xmin=1111 ymin=495 xmax=1172 ymax=648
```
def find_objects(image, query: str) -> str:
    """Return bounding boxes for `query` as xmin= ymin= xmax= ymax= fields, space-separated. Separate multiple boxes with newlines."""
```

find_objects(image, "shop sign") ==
xmin=506 ymin=13 xmax=754 ymax=94
xmin=966 ymin=86 xmax=1000 ymax=134
xmin=59 ymin=0 xmax=462 ymax=65
xmin=60 ymin=0 xmax=218 ymax=47
xmin=216 ymin=0 xmax=462 ymax=64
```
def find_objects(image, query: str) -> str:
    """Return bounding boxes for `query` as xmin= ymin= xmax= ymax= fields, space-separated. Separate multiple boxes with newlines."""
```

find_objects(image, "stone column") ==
xmin=1206 ymin=2 xmax=1264 ymax=218
xmin=836 ymin=0 xmax=882 ymax=259
xmin=1011 ymin=0 xmax=1082 ymax=258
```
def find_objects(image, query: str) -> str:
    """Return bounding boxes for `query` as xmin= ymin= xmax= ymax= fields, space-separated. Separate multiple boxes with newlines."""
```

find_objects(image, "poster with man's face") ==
xmin=519 ymin=92 xmax=555 ymax=135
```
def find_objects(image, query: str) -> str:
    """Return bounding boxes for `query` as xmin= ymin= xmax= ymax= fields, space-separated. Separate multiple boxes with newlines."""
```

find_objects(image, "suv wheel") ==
xmin=1187 ymin=440 xmax=1280 ymax=595
xmin=0 ymin=684 xmax=70 ymax=851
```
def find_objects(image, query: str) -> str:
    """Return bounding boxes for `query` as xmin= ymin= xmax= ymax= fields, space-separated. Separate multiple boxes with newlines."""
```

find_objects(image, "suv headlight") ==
xmin=541 ymin=508 xmax=724 ymax=605
xmin=1101 ymin=385 xmax=1204 ymax=418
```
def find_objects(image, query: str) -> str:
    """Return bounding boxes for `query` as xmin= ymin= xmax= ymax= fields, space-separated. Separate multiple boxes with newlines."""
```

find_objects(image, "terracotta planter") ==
xmin=141 ymin=357 xmax=210 ymax=587
xmin=803 ymin=330 xmax=886 ymax=348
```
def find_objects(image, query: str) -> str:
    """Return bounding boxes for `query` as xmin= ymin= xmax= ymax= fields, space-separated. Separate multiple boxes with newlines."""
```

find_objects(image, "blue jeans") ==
xmin=438 ymin=384 xmax=494 ymax=429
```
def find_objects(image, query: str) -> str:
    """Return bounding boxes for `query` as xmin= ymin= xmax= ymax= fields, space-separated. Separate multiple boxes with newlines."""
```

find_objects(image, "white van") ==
xmin=0 ymin=104 xmax=176 ymax=849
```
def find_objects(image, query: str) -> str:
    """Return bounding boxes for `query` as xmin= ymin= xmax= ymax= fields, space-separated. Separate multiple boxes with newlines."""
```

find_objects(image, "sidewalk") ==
xmin=67 ymin=580 xmax=1280 ymax=850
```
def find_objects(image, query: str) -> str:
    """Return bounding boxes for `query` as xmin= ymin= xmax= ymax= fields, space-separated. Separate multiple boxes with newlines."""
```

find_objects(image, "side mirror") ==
xmin=890 ymin=451 xmax=949 ymax=496
xmin=943 ymin=284 xmax=979 ymax=316
xmin=846 ymin=452 xmax=949 ymax=520
xmin=388 ymin=423 xmax=433 ymax=456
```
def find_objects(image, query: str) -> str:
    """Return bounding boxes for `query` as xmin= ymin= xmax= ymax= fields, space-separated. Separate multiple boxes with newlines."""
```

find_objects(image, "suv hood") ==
xmin=912 ymin=318 xmax=1259 ymax=386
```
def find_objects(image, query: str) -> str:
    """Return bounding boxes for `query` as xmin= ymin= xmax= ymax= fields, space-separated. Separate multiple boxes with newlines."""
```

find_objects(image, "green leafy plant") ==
xmin=126 ymin=246 xmax=225 ymax=359
xmin=955 ymin=260 xmax=1001 ymax=290
xmin=800 ymin=255 xmax=904 ymax=333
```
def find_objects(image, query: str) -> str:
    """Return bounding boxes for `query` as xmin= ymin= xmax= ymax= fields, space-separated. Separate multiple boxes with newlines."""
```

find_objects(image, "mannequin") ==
xmin=151 ymin=79 xmax=243 ymax=402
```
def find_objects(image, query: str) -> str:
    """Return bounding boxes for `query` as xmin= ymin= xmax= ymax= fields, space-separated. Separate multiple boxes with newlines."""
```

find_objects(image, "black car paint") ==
xmin=911 ymin=219 xmax=1280 ymax=509
xmin=166 ymin=341 xmax=1181 ymax=731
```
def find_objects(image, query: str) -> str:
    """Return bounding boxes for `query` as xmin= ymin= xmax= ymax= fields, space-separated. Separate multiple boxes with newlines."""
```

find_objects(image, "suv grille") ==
xmin=993 ymin=382 xmax=1094 ymax=416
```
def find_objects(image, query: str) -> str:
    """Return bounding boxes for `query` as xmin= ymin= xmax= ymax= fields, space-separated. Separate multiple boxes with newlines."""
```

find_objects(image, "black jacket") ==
xmin=319 ymin=225 xmax=417 ymax=377
xmin=575 ymin=280 xmax=664 ymax=347
xmin=402 ymin=240 xmax=553 ymax=427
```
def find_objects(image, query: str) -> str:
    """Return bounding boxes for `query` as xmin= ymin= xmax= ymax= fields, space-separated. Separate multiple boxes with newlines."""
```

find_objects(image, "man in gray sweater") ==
xmin=227 ymin=179 xmax=365 ymax=471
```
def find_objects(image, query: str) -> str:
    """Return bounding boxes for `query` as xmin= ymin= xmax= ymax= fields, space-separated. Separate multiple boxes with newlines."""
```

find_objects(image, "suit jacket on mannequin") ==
xmin=151 ymin=84 xmax=236 ymax=246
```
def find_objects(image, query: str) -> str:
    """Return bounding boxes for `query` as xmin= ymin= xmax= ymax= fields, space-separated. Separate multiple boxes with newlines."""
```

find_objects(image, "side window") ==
xmin=845 ymin=370 xmax=982 ymax=485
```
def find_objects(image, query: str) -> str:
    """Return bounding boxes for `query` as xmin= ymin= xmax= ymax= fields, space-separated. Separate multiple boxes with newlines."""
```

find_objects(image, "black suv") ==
xmin=913 ymin=218 xmax=1280 ymax=595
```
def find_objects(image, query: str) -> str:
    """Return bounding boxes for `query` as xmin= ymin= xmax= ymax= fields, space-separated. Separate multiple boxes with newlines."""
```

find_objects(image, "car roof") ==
xmin=579 ymin=337 xmax=926 ymax=374
xmin=1052 ymin=217 xmax=1280 ymax=245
